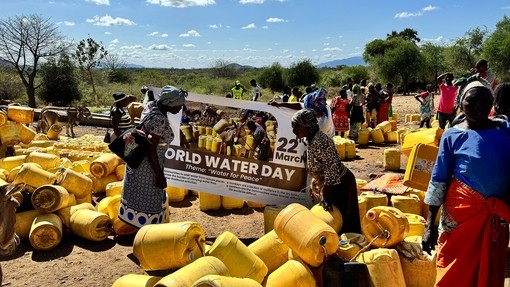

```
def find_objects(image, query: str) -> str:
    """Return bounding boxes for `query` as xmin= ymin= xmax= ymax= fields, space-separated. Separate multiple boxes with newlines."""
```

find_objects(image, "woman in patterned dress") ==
xmin=331 ymin=87 xmax=350 ymax=137
xmin=291 ymin=109 xmax=361 ymax=234
xmin=118 ymin=85 xmax=187 ymax=231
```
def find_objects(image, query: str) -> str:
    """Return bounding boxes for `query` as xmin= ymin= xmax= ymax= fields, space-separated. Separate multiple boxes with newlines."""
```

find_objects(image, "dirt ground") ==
xmin=1 ymin=95 xmax=508 ymax=287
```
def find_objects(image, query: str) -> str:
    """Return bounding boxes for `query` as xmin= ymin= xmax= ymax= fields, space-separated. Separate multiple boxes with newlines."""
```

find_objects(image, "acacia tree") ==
xmin=39 ymin=52 xmax=81 ymax=106
xmin=286 ymin=59 xmax=320 ymax=87
xmin=445 ymin=27 xmax=487 ymax=76
xmin=0 ymin=14 xmax=69 ymax=107
xmin=258 ymin=62 xmax=285 ymax=94
xmin=420 ymin=43 xmax=446 ymax=89
xmin=74 ymin=38 xmax=108 ymax=103
xmin=483 ymin=16 xmax=510 ymax=81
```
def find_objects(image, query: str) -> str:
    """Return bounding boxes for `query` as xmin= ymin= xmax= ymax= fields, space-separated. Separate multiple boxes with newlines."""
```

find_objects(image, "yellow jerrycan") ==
xmin=404 ymin=213 xmax=426 ymax=238
xmin=248 ymin=230 xmax=289 ymax=274
xmin=199 ymin=192 xmax=221 ymax=211
xmin=356 ymin=248 xmax=406 ymax=287
xmin=265 ymin=259 xmax=316 ymax=287
xmin=112 ymin=274 xmax=162 ymax=287
xmin=191 ymin=275 xmax=262 ymax=287
xmin=70 ymin=209 xmax=113 ymax=241
xmin=31 ymin=184 xmax=76 ymax=213
xmin=155 ymin=256 xmax=230 ymax=287
xmin=310 ymin=203 xmax=343 ymax=233
xmin=273 ymin=203 xmax=339 ymax=267
xmin=361 ymin=206 xmax=409 ymax=248
xmin=263 ymin=205 xmax=286 ymax=233
xmin=359 ymin=191 xmax=388 ymax=210
xmin=133 ymin=221 xmax=206 ymax=271
xmin=29 ymin=213 xmax=63 ymax=251
xmin=391 ymin=194 xmax=422 ymax=215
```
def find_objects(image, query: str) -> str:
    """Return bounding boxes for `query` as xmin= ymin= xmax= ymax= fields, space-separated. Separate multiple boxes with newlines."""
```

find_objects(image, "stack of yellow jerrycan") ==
xmin=403 ymin=143 xmax=439 ymax=191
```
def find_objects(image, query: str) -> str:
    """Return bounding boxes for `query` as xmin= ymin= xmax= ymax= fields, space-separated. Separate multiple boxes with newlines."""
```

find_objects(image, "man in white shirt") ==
xmin=250 ymin=79 xmax=262 ymax=101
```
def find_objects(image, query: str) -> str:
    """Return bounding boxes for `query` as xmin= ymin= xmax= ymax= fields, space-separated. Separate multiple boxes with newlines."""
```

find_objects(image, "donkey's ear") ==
xmin=6 ymin=183 xmax=25 ymax=196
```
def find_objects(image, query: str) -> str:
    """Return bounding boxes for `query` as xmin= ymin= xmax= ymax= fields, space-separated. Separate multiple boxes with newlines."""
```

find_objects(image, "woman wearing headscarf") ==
xmin=348 ymin=84 xmax=365 ymax=141
xmin=291 ymin=109 xmax=361 ymax=234
xmin=118 ymin=85 xmax=187 ymax=232
xmin=422 ymin=79 xmax=510 ymax=286
xmin=269 ymin=87 xmax=335 ymax=137
xmin=110 ymin=92 xmax=134 ymax=141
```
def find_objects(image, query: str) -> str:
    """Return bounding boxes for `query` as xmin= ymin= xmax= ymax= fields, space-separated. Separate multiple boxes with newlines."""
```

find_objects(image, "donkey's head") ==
xmin=0 ymin=183 xmax=24 ymax=256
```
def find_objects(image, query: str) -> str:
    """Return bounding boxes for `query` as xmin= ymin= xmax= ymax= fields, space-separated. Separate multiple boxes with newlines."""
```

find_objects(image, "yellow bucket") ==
xmin=383 ymin=148 xmax=401 ymax=171
xmin=15 ymin=209 xmax=41 ymax=240
xmin=356 ymin=248 xmax=406 ymax=287
xmin=263 ymin=205 xmax=286 ymax=233
xmin=361 ymin=206 xmax=409 ymax=248
xmin=370 ymin=128 xmax=385 ymax=144
xmin=248 ymin=230 xmax=289 ymax=274
xmin=46 ymin=124 xmax=63 ymax=140
xmin=273 ymin=203 xmax=339 ymax=267
xmin=7 ymin=106 xmax=34 ymax=124
xmin=133 ymin=222 xmax=206 ymax=271
xmin=70 ymin=209 xmax=113 ymax=241
xmin=56 ymin=202 xmax=96 ymax=232
xmin=358 ymin=129 xmax=370 ymax=145
xmin=29 ymin=213 xmax=63 ymax=251
xmin=221 ymin=196 xmax=244 ymax=210
xmin=0 ymin=155 xmax=27 ymax=171
xmin=359 ymin=191 xmax=388 ymax=210
xmin=55 ymin=168 xmax=94 ymax=199
xmin=199 ymin=192 xmax=221 ymax=211
xmin=105 ymin=181 xmax=124 ymax=197
xmin=112 ymin=274 xmax=162 ymax=287
xmin=391 ymin=194 xmax=422 ymax=215
xmin=89 ymin=153 xmax=121 ymax=178
xmin=25 ymin=151 xmax=61 ymax=170
xmin=13 ymin=163 xmax=57 ymax=189
xmin=155 ymin=256 xmax=230 ymax=287
xmin=192 ymin=275 xmax=262 ymax=287
xmin=310 ymin=204 xmax=343 ymax=233
xmin=15 ymin=122 xmax=36 ymax=144
xmin=0 ymin=121 xmax=21 ymax=146
xmin=31 ymin=184 xmax=76 ymax=213
xmin=265 ymin=259 xmax=316 ymax=287
xmin=206 ymin=231 xmax=268 ymax=283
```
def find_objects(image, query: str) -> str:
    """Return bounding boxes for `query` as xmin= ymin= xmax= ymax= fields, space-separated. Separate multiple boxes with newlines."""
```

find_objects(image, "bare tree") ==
xmin=0 ymin=14 xmax=70 ymax=107
xmin=104 ymin=53 xmax=126 ymax=70
xmin=74 ymin=38 xmax=108 ymax=104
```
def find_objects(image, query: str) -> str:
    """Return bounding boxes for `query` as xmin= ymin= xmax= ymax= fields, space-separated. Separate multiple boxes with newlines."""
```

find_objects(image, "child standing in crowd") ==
xmin=348 ymin=84 xmax=366 ymax=141
xmin=331 ymin=86 xmax=351 ymax=137
xmin=415 ymin=84 xmax=435 ymax=128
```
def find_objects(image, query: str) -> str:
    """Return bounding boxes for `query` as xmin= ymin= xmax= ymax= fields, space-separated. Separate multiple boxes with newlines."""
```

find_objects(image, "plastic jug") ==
xmin=361 ymin=206 xmax=409 ymax=248
xmin=248 ymin=230 xmax=289 ymax=274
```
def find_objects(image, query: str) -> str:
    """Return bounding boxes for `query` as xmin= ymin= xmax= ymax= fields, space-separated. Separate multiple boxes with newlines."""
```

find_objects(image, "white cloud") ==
xmin=282 ymin=49 xmax=289 ymax=53
xmin=161 ymin=33 xmax=169 ymax=37
xmin=111 ymin=38 xmax=119 ymax=44
xmin=86 ymin=15 xmax=136 ymax=26
xmin=209 ymin=24 xmax=222 ymax=29
xmin=179 ymin=29 xmax=201 ymax=37
xmin=146 ymin=0 xmax=215 ymax=8
xmin=504 ymin=5 xmax=510 ymax=9
xmin=148 ymin=44 xmax=172 ymax=51
xmin=422 ymin=36 xmax=445 ymax=42
xmin=422 ymin=5 xmax=438 ymax=12
xmin=85 ymin=0 xmax=110 ymax=5
xmin=104 ymin=32 xmax=112 ymax=35
xmin=239 ymin=0 xmax=264 ymax=4
xmin=394 ymin=12 xmax=422 ymax=18
xmin=242 ymin=23 xmax=257 ymax=29
xmin=149 ymin=32 xmax=159 ymax=36
xmin=323 ymin=47 xmax=342 ymax=52
xmin=323 ymin=43 xmax=330 ymax=46
xmin=266 ymin=17 xmax=287 ymax=23
xmin=120 ymin=45 xmax=144 ymax=50
xmin=57 ymin=21 xmax=75 ymax=26
xmin=183 ymin=44 xmax=196 ymax=48
xmin=243 ymin=48 xmax=256 ymax=52
xmin=262 ymin=26 xmax=269 ymax=29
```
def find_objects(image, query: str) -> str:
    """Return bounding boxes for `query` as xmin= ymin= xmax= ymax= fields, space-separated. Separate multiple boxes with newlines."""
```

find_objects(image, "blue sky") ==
xmin=1 ymin=0 xmax=509 ymax=69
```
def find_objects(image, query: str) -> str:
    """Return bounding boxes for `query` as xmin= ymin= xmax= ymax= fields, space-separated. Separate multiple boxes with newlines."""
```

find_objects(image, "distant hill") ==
xmin=317 ymin=56 xmax=366 ymax=68
xmin=125 ymin=63 xmax=144 ymax=68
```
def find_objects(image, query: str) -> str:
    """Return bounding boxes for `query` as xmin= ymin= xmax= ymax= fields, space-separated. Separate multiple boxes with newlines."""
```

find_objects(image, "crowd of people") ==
xmin=103 ymin=57 xmax=510 ymax=286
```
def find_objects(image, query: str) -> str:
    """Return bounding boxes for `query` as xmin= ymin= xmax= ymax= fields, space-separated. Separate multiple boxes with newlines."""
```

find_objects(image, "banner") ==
xmin=156 ymin=89 xmax=312 ymax=206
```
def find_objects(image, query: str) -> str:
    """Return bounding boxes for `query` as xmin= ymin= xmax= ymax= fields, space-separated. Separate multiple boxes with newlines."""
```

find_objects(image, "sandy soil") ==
xmin=1 ymin=95 xmax=508 ymax=287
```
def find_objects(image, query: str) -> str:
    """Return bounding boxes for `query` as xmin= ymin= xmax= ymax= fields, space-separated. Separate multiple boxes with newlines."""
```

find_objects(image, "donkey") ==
xmin=38 ymin=106 xmax=92 ymax=138
xmin=0 ymin=183 xmax=25 ymax=284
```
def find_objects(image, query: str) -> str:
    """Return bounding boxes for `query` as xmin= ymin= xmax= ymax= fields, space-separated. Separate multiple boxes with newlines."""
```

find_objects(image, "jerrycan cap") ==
xmin=319 ymin=236 xmax=327 ymax=246
xmin=339 ymin=240 xmax=349 ymax=246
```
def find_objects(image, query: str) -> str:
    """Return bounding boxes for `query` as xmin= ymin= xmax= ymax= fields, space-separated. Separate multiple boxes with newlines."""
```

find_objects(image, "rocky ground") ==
xmin=1 ymin=95 xmax=509 ymax=287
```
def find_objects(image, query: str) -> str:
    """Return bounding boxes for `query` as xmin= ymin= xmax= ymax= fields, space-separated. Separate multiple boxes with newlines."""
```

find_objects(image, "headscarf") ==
xmin=303 ymin=87 xmax=329 ymax=118
xmin=459 ymin=79 xmax=493 ymax=107
xmin=452 ymin=79 xmax=493 ymax=125
xmin=291 ymin=109 xmax=319 ymax=129
xmin=158 ymin=85 xmax=188 ymax=107
xmin=112 ymin=92 xmax=127 ymax=103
